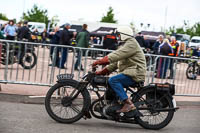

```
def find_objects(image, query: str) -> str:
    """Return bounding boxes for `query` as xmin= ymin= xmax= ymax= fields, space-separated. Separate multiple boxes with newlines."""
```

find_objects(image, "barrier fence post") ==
xmin=145 ymin=54 xmax=152 ymax=84
xmin=0 ymin=42 xmax=2 ymax=91
xmin=71 ymin=47 xmax=76 ymax=75
xmin=0 ymin=43 xmax=2 ymax=68
xmin=83 ymin=49 xmax=90 ymax=76
xmin=151 ymin=56 xmax=159 ymax=83
xmin=77 ymin=48 xmax=82 ymax=81
xmin=49 ymin=46 xmax=57 ymax=85
xmin=4 ymin=43 xmax=10 ymax=82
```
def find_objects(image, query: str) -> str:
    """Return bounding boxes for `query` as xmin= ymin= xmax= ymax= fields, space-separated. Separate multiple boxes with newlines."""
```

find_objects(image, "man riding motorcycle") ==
xmin=92 ymin=26 xmax=146 ymax=113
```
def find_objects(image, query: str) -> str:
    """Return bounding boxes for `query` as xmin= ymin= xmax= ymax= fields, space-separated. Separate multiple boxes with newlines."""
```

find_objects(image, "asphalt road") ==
xmin=0 ymin=101 xmax=200 ymax=133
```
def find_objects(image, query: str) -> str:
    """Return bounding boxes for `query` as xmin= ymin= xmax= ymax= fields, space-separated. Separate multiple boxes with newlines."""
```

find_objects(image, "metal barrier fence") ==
xmin=146 ymin=55 xmax=200 ymax=96
xmin=0 ymin=39 xmax=112 ymax=86
xmin=0 ymin=39 xmax=200 ymax=96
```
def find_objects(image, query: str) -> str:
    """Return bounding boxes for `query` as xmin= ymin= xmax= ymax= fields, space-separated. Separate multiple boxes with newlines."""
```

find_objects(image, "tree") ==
xmin=176 ymin=27 xmax=185 ymax=34
xmin=165 ymin=26 xmax=176 ymax=35
xmin=101 ymin=7 xmax=117 ymax=23
xmin=130 ymin=21 xmax=137 ymax=34
xmin=50 ymin=15 xmax=59 ymax=28
xmin=0 ymin=13 xmax=8 ymax=20
xmin=22 ymin=4 xmax=49 ymax=27
xmin=193 ymin=22 xmax=200 ymax=36
xmin=166 ymin=21 xmax=200 ymax=37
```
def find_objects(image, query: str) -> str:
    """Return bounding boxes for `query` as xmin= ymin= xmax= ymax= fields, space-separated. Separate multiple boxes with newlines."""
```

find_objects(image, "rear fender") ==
xmin=136 ymin=84 xmax=174 ymax=99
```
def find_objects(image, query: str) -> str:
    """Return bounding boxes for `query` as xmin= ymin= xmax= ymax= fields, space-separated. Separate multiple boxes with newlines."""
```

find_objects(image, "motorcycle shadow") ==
xmin=71 ymin=119 xmax=143 ymax=130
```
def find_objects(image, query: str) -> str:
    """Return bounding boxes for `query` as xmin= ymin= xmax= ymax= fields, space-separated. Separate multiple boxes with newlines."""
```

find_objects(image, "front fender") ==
xmin=56 ymin=78 xmax=75 ymax=83
xmin=56 ymin=79 xmax=89 ymax=92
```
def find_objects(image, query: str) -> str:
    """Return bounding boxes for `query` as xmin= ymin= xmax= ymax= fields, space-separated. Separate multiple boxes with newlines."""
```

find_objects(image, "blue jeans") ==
xmin=59 ymin=48 xmax=68 ymax=68
xmin=74 ymin=50 xmax=83 ymax=69
xmin=108 ymin=74 xmax=135 ymax=101
xmin=50 ymin=46 xmax=59 ymax=67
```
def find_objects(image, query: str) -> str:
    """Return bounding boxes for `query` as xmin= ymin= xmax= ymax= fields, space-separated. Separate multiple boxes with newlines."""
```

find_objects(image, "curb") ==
xmin=1 ymin=93 xmax=200 ymax=106
xmin=0 ymin=93 xmax=45 ymax=104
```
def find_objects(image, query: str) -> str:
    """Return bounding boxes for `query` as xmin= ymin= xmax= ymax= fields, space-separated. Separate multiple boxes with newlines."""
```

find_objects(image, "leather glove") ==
xmin=96 ymin=67 xmax=109 ymax=75
xmin=92 ymin=56 xmax=109 ymax=67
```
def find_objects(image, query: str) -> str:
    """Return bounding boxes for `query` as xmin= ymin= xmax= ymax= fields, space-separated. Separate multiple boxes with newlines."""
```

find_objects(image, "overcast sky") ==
xmin=0 ymin=0 xmax=199 ymax=31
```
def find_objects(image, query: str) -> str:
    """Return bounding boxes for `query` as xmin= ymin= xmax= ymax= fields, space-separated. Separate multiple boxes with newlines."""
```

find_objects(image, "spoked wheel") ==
xmin=186 ymin=64 xmax=198 ymax=80
xmin=134 ymin=88 xmax=174 ymax=130
xmin=20 ymin=52 xmax=37 ymax=69
xmin=45 ymin=80 xmax=91 ymax=123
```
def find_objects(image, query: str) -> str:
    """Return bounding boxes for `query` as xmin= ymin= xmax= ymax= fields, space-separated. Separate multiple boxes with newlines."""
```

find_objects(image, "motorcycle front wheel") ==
xmin=45 ymin=80 xmax=91 ymax=123
xmin=20 ymin=52 xmax=37 ymax=69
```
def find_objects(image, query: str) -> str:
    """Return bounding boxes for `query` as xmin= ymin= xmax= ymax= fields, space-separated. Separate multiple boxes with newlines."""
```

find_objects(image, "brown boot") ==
xmin=117 ymin=98 xmax=136 ymax=113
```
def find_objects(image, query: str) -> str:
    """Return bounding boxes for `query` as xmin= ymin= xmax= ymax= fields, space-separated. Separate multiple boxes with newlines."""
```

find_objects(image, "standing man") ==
xmin=49 ymin=26 xmax=60 ymax=67
xmin=157 ymin=39 xmax=173 ymax=79
xmin=135 ymin=32 xmax=146 ymax=48
xmin=41 ymin=28 xmax=48 ymax=47
xmin=4 ymin=20 xmax=17 ymax=40
xmin=170 ymin=36 xmax=179 ymax=56
xmin=17 ymin=21 xmax=31 ymax=41
xmin=74 ymin=24 xmax=90 ymax=71
xmin=168 ymin=36 xmax=179 ymax=79
xmin=152 ymin=35 xmax=164 ymax=54
xmin=59 ymin=23 xmax=71 ymax=69
xmin=103 ymin=31 xmax=118 ymax=50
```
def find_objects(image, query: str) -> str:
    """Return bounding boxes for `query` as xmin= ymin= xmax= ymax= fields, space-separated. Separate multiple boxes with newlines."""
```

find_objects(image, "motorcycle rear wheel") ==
xmin=186 ymin=64 xmax=198 ymax=80
xmin=134 ymin=88 xmax=174 ymax=130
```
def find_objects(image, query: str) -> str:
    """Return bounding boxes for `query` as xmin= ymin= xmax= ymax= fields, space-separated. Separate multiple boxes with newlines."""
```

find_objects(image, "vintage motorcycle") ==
xmin=186 ymin=57 xmax=200 ymax=80
xmin=0 ymin=42 xmax=37 ymax=69
xmin=45 ymin=67 xmax=178 ymax=130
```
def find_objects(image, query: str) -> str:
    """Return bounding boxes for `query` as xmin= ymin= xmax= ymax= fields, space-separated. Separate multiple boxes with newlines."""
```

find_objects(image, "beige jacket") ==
xmin=107 ymin=37 xmax=146 ymax=82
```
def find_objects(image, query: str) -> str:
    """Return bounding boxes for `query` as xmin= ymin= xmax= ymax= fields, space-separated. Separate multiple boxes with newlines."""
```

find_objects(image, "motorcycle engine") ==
xmin=102 ymin=104 xmax=121 ymax=119
xmin=103 ymin=102 xmax=140 ymax=119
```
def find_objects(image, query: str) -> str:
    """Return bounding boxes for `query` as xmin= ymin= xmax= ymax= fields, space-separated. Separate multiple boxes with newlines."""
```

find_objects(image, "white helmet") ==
xmin=116 ymin=26 xmax=133 ymax=41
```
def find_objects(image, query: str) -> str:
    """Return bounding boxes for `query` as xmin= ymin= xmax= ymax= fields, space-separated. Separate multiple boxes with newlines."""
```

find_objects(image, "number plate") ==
xmin=57 ymin=74 xmax=74 ymax=80
xmin=172 ymin=98 xmax=177 ymax=108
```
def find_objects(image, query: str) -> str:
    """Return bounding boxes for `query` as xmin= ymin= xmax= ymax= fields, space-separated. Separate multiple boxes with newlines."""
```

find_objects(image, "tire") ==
xmin=186 ymin=64 xmax=198 ymax=80
xmin=20 ymin=52 xmax=37 ymax=69
xmin=134 ymin=88 xmax=174 ymax=130
xmin=45 ymin=80 xmax=91 ymax=124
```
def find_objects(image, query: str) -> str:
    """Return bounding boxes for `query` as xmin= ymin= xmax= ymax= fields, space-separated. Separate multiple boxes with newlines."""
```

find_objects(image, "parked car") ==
xmin=28 ymin=22 xmax=46 ymax=33
xmin=188 ymin=36 xmax=200 ymax=48
xmin=175 ymin=34 xmax=190 ymax=47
